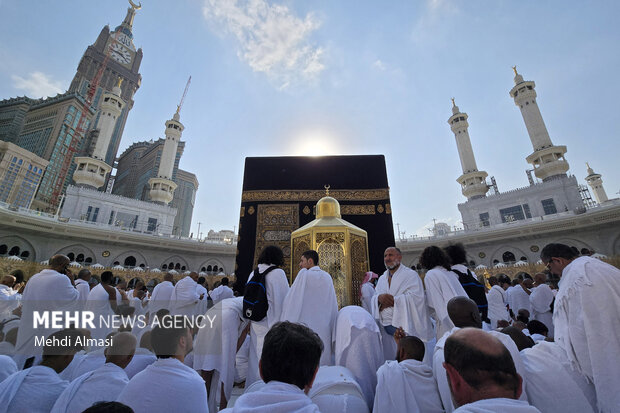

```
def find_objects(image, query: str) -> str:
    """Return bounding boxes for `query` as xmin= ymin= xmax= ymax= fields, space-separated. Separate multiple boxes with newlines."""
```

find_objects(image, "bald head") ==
xmin=140 ymin=330 xmax=153 ymax=351
xmin=1 ymin=275 xmax=16 ymax=287
xmin=49 ymin=255 xmax=70 ymax=273
xmin=164 ymin=273 xmax=174 ymax=282
xmin=444 ymin=328 xmax=521 ymax=406
xmin=77 ymin=269 xmax=91 ymax=281
xmin=397 ymin=336 xmax=425 ymax=362
xmin=105 ymin=332 xmax=137 ymax=369
xmin=533 ymin=273 xmax=546 ymax=285
xmin=190 ymin=271 xmax=199 ymax=281
xmin=448 ymin=296 xmax=482 ymax=329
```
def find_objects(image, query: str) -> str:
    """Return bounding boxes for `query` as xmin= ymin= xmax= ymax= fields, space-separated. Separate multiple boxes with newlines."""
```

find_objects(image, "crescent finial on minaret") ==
xmin=451 ymin=97 xmax=456 ymax=107
xmin=128 ymin=0 xmax=142 ymax=10
xmin=512 ymin=65 xmax=518 ymax=76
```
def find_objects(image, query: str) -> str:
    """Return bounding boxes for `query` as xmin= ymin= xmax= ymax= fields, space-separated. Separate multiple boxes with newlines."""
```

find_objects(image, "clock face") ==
xmin=109 ymin=42 xmax=132 ymax=65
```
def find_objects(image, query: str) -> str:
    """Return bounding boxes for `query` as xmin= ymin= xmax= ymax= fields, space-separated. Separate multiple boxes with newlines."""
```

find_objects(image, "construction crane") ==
xmin=48 ymin=32 xmax=119 ymax=211
xmin=176 ymin=76 xmax=191 ymax=115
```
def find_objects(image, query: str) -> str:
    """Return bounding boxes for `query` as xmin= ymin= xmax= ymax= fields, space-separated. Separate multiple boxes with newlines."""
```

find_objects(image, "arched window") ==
xmin=581 ymin=248 xmax=591 ymax=255
xmin=20 ymin=251 xmax=30 ymax=258
xmin=493 ymin=259 xmax=500 ymax=265
xmin=67 ymin=252 xmax=75 ymax=261
xmin=201 ymin=267 xmax=206 ymax=272
xmin=169 ymin=262 xmax=174 ymax=269
xmin=162 ymin=264 xmax=168 ymax=269
xmin=520 ymin=256 xmax=528 ymax=262
xmin=502 ymin=251 xmax=516 ymax=263
xmin=174 ymin=263 xmax=181 ymax=270
xmin=139 ymin=263 xmax=145 ymax=268
xmin=0 ymin=245 xmax=7 ymax=255
xmin=206 ymin=265 xmax=213 ymax=272
xmin=8 ymin=246 xmax=20 ymax=256
xmin=469 ymin=260 xmax=476 ymax=267
xmin=114 ymin=261 xmax=120 ymax=266
xmin=213 ymin=265 xmax=219 ymax=272
xmin=76 ymin=254 xmax=85 ymax=262
xmin=85 ymin=257 xmax=93 ymax=263
xmin=124 ymin=256 xmax=136 ymax=267
xmin=181 ymin=265 xmax=186 ymax=271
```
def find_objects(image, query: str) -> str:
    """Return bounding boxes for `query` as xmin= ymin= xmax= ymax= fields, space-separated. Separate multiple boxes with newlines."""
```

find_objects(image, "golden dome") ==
xmin=316 ymin=196 xmax=341 ymax=219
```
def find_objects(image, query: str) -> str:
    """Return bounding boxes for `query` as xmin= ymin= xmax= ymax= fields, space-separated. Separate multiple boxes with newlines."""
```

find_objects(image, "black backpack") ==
xmin=243 ymin=265 xmax=278 ymax=321
xmin=451 ymin=268 xmax=490 ymax=323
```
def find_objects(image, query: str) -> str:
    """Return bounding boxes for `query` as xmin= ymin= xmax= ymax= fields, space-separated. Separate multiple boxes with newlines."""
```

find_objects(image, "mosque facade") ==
xmin=398 ymin=69 xmax=620 ymax=268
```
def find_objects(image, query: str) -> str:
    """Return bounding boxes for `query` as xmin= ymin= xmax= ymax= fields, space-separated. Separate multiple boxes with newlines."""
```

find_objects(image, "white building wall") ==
xmin=61 ymin=185 xmax=177 ymax=235
xmin=458 ymin=175 xmax=584 ymax=229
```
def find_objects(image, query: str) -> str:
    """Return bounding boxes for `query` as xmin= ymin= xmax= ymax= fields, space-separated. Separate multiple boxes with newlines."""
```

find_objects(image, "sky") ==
xmin=1 ymin=0 xmax=619 ymax=239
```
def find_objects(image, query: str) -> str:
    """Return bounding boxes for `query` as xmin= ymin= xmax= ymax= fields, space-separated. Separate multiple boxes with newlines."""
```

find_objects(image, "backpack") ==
xmin=451 ymin=268 xmax=490 ymax=323
xmin=243 ymin=265 xmax=278 ymax=321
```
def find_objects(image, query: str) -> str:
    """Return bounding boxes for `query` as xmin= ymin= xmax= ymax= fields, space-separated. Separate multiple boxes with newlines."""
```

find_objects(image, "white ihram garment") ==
xmin=424 ymin=266 xmax=468 ymax=340
xmin=309 ymin=365 xmax=368 ymax=413
xmin=487 ymin=285 xmax=510 ymax=329
xmin=553 ymin=256 xmax=620 ymax=413
xmin=0 ymin=365 xmax=68 ymax=413
xmin=280 ymin=266 xmax=338 ymax=366
xmin=245 ymin=264 xmax=289 ymax=387
xmin=520 ymin=341 xmax=596 ymax=413
xmin=51 ymin=362 xmax=129 ymax=413
xmin=193 ymin=297 xmax=248 ymax=413
xmin=117 ymin=357 xmax=208 ymax=413
xmin=529 ymin=284 xmax=554 ymax=337
xmin=334 ymin=305 xmax=384 ymax=410
xmin=374 ymin=358 xmax=443 ymax=413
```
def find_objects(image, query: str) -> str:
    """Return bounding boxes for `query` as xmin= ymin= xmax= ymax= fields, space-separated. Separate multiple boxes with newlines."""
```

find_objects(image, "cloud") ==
xmin=373 ymin=59 xmax=386 ymax=71
xmin=11 ymin=71 xmax=64 ymax=98
xmin=203 ymin=0 xmax=325 ymax=89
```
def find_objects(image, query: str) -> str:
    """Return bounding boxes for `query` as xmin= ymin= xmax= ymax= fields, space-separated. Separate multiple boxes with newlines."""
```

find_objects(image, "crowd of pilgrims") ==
xmin=0 ymin=242 xmax=618 ymax=413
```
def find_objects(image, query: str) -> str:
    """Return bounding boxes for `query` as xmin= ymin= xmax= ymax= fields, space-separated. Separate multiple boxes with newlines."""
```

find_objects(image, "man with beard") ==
xmin=371 ymin=247 xmax=433 ymax=360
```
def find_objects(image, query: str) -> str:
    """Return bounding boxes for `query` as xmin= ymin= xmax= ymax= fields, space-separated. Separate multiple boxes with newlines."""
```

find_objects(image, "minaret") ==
xmin=584 ymin=162 xmax=609 ymax=203
xmin=148 ymin=110 xmax=182 ymax=204
xmin=120 ymin=0 xmax=141 ymax=30
xmin=73 ymin=80 xmax=125 ymax=189
xmin=509 ymin=67 xmax=569 ymax=181
xmin=448 ymin=99 xmax=489 ymax=200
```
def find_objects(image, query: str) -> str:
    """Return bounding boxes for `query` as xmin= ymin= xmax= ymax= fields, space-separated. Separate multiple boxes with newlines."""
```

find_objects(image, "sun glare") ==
xmin=293 ymin=130 xmax=340 ymax=157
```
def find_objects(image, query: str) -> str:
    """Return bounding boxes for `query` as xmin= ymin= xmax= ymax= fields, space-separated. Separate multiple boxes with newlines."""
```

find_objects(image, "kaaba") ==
xmin=234 ymin=155 xmax=395 ymax=291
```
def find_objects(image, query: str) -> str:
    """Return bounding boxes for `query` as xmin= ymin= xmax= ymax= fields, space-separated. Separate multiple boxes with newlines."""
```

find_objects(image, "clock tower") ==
xmin=68 ymin=1 xmax=143 ymax=174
